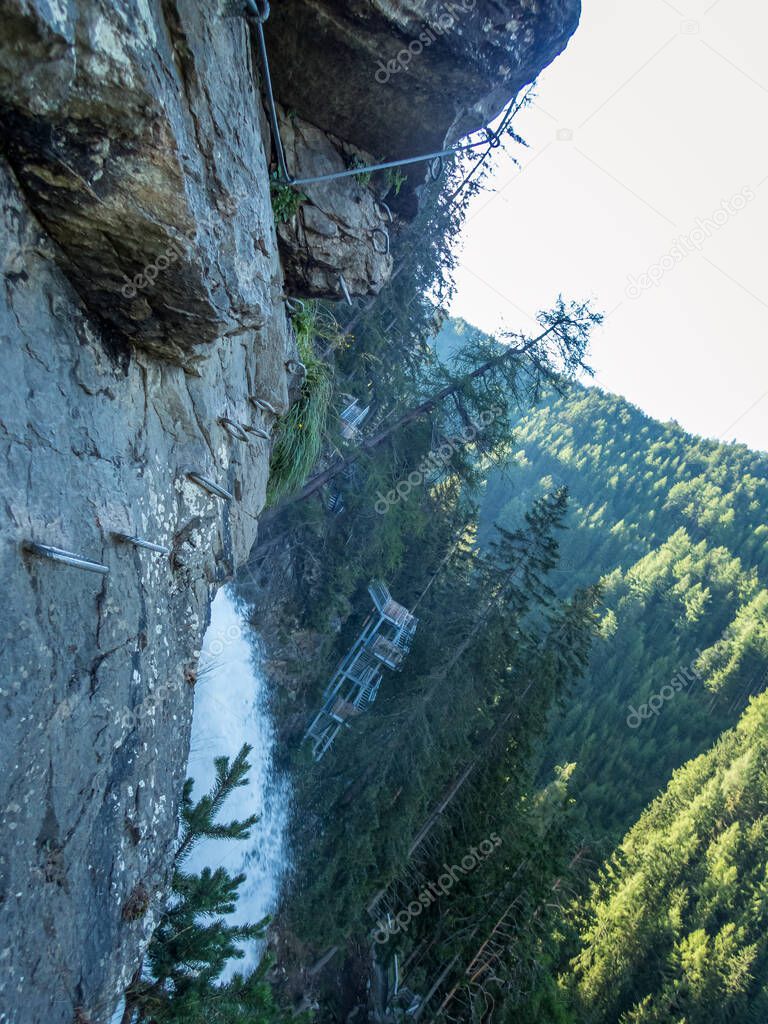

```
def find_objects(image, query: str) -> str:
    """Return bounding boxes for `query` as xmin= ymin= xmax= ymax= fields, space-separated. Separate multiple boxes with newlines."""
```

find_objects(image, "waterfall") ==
xmin=185 ymin=586 xmax=292 ymax=978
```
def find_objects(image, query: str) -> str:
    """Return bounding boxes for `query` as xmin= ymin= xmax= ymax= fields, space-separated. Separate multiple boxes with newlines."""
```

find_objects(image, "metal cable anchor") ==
xmin=111 ymin=532 xmax=171 ymax=556
xmin=428 ymin=156 xmax=444 ymax=181
xmin=218 ymin=417 xmax=251 ymax=443
xmin=372 ymin=227 xmax=390 ymax=255
xmin=338 ymin=274 xmax=352 ymax=306
xmin=244 ymin=424 xmax=271 ymax=440
xmin=23 ymin=541 xmax=110 ymax=575
xmin=186 ymin=473 xmax=235 ymax=502
xmin=249 ymin=396 xmax=279 ymax=416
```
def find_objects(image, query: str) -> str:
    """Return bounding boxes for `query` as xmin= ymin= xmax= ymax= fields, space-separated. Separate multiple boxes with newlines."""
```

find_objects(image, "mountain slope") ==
xmin=462 ymin=346 xmax=768 ymax=837
xmin=565 ymin=688 xmax=768 ymax=1023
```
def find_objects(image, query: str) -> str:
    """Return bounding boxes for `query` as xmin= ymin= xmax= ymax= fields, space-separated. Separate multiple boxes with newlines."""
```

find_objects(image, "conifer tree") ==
xmin=126 ymin=745 xmax=292 ymax=1024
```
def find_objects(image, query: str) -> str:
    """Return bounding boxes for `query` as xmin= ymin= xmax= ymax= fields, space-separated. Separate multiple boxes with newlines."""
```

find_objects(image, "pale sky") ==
xmin=449 ymin=0 xmax=768 ymax=452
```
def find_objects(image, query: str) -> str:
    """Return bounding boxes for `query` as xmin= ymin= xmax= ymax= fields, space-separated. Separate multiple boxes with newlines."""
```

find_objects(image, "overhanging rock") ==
xmin=262 ymin=0 xmax=582 ymax=160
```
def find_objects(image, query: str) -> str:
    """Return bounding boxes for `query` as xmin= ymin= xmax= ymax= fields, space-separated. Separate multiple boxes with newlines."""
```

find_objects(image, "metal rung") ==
xmin=111 ymin=532 xmax=171 ymax=555
xmin=249 ymin=396 xmax=279 ymax=416
xmin=187 ymin=473 xmax=234 ymax=502
xmin=244 ymin=425 xmax=271 ymax=440
xmin=23 ymin=541 xmax=109 ymax=575
xmin=338 ymin=274 xmax=352 ymax=306
xmin=372 ymin=227 xmax=390 ymax=255
xmin=219 ymin=417 xmax=250 ymax=443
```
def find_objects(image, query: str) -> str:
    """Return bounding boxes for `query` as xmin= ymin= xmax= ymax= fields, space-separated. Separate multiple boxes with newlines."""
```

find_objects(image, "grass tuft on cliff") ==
xmin=267 ymin=302 xmax=335 ymax=506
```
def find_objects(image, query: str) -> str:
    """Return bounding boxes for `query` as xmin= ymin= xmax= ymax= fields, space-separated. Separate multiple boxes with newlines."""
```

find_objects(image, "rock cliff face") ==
xmin=0 ymin=1 xmax=580 ymax=1022
xmin=0 ymin=2 xmax=291 ymax=1022
xmin=275 ymin=108 xmax=395 ymax=299
xmin=261 ymin=0 xmax=581 ymax=293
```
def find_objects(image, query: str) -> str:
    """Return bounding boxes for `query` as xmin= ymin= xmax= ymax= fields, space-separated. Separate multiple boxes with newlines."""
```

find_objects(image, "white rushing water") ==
xmin=185 ymin=586 xmax=292 ymax=978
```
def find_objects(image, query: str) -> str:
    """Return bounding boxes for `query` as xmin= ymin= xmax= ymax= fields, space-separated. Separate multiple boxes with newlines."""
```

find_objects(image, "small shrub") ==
xmin=267 ymin=302 xmax=335 ymax=506
xmin=385 ymin=167 xmax=407 ymax=196
xmin=270 ymin=173 xmax=307 ymax=223
xmin=348 ymin=154 xmax=373 ymax=187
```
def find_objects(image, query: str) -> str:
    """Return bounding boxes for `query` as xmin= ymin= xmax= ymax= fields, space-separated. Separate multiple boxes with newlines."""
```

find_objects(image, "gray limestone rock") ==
xmin=0 ymin=1 xmax=291 ymax=1020
xmin=275 ymin=110 xmax=394 ymax=298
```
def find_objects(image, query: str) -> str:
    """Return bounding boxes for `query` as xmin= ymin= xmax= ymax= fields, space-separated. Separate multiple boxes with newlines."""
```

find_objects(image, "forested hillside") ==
xmin=261 ymin=307 xmax=766 ymax=1020
xmin=564 ymin=689 xmax=768 ymax=1023
xmin=478 ymin=380 xmax=768 ymax=583
xmin=465 ymin=358 xmax=768 ymax=838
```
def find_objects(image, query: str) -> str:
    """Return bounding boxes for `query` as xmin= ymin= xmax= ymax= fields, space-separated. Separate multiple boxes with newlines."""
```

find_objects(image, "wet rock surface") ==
xmin=0 ymin=1 xmax=291 ymax=1021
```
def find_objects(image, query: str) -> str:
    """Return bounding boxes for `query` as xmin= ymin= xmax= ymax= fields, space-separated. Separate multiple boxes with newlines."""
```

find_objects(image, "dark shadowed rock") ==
xmin=0 ymin=0 xmax=284 ymax=365
xmin=262 ymin=0 xmax=582 ymax=160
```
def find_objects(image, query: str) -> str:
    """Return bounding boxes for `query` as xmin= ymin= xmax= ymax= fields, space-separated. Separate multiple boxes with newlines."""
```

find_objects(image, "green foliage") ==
xmin=469 ymin=369 xmax=768 ymax=839
xmin=285 ymin=487 xmax=601 ymax=965
xmin=270 ymin=173 xmax=307 ymax=223
xmin=564 ymin=692 xmax=768 ymax=1023
xmin=348 ymin=154 xmax=373 ymax=187
xmin=271 ymin=312 xmax=766 ymax=1019
xmin=267 ymin=303 xmax=334 ymax=506
xmin=176 ymin=744 xmax=260 ymax=861
xmin=478 ymin=381 xmax=768 ymax=582
xmin=127 ymin=745 xmax=294 ymax=1024
xmin=385 ymin=167 xmax=407 ymax=196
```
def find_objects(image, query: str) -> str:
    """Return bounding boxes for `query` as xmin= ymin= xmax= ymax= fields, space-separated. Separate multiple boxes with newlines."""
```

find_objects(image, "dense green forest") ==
xmin=218 ymin=120 xmax=768 ymax=1017
xmin=470 ymin=372 xmax=768 ymax=838
xmin=565 ymin=689 xmax=768 ymax=1023
xmin=257 ymin=296 xmax=767 ymax=1020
